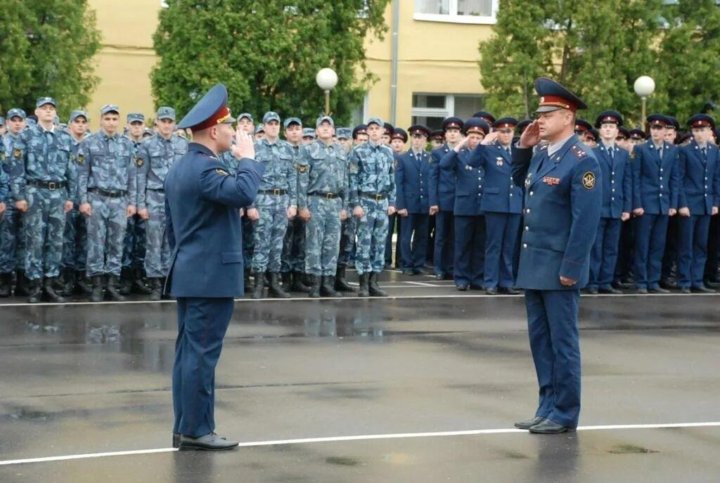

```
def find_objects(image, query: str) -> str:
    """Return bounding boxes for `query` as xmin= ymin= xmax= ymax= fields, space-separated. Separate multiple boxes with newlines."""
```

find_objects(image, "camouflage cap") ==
xmin=302 ymin=128 xmax=316 ymax=138
xmin=238 ymin=112 xmax=253 ymax=122
xmin=7 ymin=108 xmax=26 ymax=120
xmin=284 ymin=117 xmax=302 ymax=128
xmin=336 ymin=127 xmax=351 ymax=139
xmin=69 ymin=110 xmax=88 ymax=123
xmin=36 ymin=97 xmax=57 ymax=108
xmin=366 ymin=117 xmax=383 ymax=127
xmin=127 ymin=112 xmax=145 ymax=123
xmin=156 ymin=107 xmax=176 ymax=121
xmin=316 ymin=115 xmax=334 ymax=127
xmin=263 ymin=111 xmax=281 ymax=124
xmin=101 ymin=104 xmax=121 ymax=116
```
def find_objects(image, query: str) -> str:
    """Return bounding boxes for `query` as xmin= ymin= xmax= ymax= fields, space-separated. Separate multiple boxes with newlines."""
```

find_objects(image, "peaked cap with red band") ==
xmin=177 ymin=84 xmax=236 ymax=131
xmin=534 ymin=77 xmax=587 ymax=113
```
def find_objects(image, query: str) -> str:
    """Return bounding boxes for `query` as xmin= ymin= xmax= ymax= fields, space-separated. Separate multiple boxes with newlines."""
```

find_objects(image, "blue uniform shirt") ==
xmin=592 ymin=142 xmax=632 ymax=218
xmin=429 ymin=144 xmax=456 ymax=210
xmin=678 ymin=140 xmax=720 ymax=214
xmin=439 ymin=148 xmax=483 ymax=216
xmin=468 ymin=143 xmax=523 ymax=214
xmin=395 ymin=149 xmax=431 ymax=214
xmin=631 ymin=141 xmax=680 ymax=214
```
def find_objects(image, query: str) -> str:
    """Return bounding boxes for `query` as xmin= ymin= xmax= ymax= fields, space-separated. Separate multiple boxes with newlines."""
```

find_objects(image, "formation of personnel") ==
xmin=1 ymin=98 xmax=719 ymax=303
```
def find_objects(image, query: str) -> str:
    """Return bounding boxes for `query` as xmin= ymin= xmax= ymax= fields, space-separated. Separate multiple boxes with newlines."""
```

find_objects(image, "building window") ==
xmin=411 ymin=93 xmax=486 ymax=130
xmin=414 ymin=0 xmax=497 ymax=24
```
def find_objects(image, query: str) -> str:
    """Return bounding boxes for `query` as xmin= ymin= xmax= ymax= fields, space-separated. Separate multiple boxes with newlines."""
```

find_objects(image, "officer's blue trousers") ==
xmin=678 ymin=214 xmax=711 ymax=288
xmin=173 ymin=297 xmax=234 ymax=438
xmin=589 ymin=218 xmax=622 ymax=289
xmin=400 ymin=213 xmax=429 ymax=270
xmin=484 ymin=212 xmax=521 ymax=289
xmin=633 ymin=214 xmax=669 ymax=289
xmin=525 ymin=289 xmax=581 ymax=428
xmin=433 ymin=210 xmax=454 ymax=276
xmin=453 ymin=215 xmax=484 ymax=287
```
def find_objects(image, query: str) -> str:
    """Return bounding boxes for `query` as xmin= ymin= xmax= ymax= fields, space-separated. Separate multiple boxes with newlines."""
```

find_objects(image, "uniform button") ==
xmin=611 ymin=197 xmax=615 ymax=201
xmin=526 ymin=209 xmax=531 ymax=214
xmin=611 ymin=180 xmax=615 ymax=184
xmin=705 ymin=194 xmax=708 ymax=197
xmin=525 ymin=226 xmax=529 ymax=231
xmin=510 ymin=194 xmax=513 ymax=197
xmin=705 ymin=185 xmax=708 ymax=189
xmin=659 ymin=193 xmax=663 ymax=197
xmin=523 ymin=243 xmax=528 ymax=248
xmin=612 ymin=188 xmax=615 ymax=192
xmin=529 ymin=191 xmax=534 ymax=196
xmin=660 ymin=168 xmax=664 ymax=172
xmin=612 ymin=171 xmax=615 ymax=175
xmin=659 ymin=177 xmax=663 ymax=181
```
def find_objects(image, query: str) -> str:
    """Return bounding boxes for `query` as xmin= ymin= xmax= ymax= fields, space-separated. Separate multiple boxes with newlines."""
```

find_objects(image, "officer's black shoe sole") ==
xmin=173 ymin=433 xmax=180 ymax=448
xmin=648 ymin=287 xmax=670 ymax=294
xmin=528 ymin=419 xmax=575 ymax=434
xmin=514 ymin=416 xmax=546 ymax=430
xmin=691 ymin=286 xmax=716 ymax=293
xmin=599 ymin=287 xmax=622 ymax=294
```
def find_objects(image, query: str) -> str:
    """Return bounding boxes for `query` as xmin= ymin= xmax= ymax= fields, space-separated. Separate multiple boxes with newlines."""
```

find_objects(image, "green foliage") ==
xmin=0 ymin=0 xmax=101 ymax=119
xmin=152 ymin=0 xmax=390 ymax=126
xmin=479 ymin=0 xmax=720 ymax=127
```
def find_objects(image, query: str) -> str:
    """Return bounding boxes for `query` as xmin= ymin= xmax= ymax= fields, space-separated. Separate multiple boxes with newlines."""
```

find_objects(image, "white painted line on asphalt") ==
xmin=405 ymin=281 xmax=444 ymax=287
xmin=1 ymin=421 xmax=719 ymax=467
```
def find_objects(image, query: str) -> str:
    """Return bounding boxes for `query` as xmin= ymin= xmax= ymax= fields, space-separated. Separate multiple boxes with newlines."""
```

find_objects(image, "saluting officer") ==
xmin=511 ymin=78 xmax=601 ymax=434
xmin=676 ymin=114 xmax=720 ymax=293
xmin=587 ymin=111 xmax=632 ymax=294
xmin=632 ymin=114 xmax=680 ymax=294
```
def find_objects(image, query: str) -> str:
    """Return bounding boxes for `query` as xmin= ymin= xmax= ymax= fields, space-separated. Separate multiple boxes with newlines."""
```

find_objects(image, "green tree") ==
xmin=152 ymin=1 xmax=390 ymax=126
xmin=0 ymin=0 xmax=101 ymax=119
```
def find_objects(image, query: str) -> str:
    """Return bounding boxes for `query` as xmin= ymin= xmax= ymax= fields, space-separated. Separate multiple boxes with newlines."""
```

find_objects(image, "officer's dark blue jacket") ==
xmin=592 ymin=142 xmax=632 ymax=218
xmin=165 ymin=143 xmax=264 ymax=297
xmin=439 ymin=148 xmax=483 ymax=216
xmin=395 ymin=149 xmax=432 ymax=214
xmin=678 ymin=140 xmax=720 ymax=214
xmin=631 ymin=141 xmax=679 ymax=214
xmin=511 ymin=136 xmax=602 ymax=290
xmin=468 ymin=143 xmax=523 ymax=214
xmin=429 ymin=144 xmax=456 ymax=210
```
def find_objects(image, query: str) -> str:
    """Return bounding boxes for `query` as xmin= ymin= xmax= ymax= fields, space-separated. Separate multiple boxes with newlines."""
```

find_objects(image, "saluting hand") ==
xmin=233 ymin=128 xmax=255 ymax=160
xmin=481 ymin=131 xmax=499 ymax=145
xmin=518 ymin=121 xmax=541 ymax=148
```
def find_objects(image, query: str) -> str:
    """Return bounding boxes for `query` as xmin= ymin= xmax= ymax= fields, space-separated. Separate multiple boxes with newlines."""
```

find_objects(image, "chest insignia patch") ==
xmin=543 ymin=176 xmax=560 ymax=186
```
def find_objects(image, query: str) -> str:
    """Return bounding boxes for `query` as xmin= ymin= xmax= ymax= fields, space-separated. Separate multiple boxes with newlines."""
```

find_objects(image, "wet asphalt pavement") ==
xmin=0 ymin=273 xmax=718 ymax=482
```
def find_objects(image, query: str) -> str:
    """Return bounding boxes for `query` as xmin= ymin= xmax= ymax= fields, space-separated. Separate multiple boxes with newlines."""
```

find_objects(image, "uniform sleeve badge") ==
xmin=582 ymin=172 xmax=596 ymax=190
xmin=136 ymin=157 xmax=144 ymax=167
xmin=13 ymin=148 xmax=22 ymax=158
xmin=496 ymin=157 xmax=504 ymax=166
xmin=215 ymin=168 xmax=230 ymax=176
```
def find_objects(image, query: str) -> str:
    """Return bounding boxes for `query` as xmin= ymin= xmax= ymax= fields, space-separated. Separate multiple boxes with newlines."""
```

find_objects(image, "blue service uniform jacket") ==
xmin=429 ymin=144 xmax=456 ymax=210
xmin=592 ymin=143 xmax=632 ymax=218
xmin=468 ymin=143 xmax=523 ymax=214
xmin=164 ymin=143 xmax=264 ymax=297
xmin=511 ymin=137 xmax=602 ymax=290
xmin=678 ymin=141 xmax=720 ymax=214
xmin=631 ymin=141 xmax=679 ymax=214
xmin=395 ymin=150 xmax=432 ymax=214
xmin=439 ymin=148 xmax=483 ymax=216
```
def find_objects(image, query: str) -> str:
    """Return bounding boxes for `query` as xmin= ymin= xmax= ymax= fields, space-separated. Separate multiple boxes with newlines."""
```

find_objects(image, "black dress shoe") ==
xmin=680 ymin=287 xmax=691 ymax=294
xmin=173 ymin=433 xmax=180 ymax=448
xmin=514 ymin=416 xmax=545 ymax=430
xmin=705 ymin=280 xmax=720 ymax=289
xmin=485 ymin=287 xmax=497 ymax=295
xmin=636 ymin=287 xmax=648 ymax=294
xmin=691 ymin=285 xmax=716 ymax=294
xmin=456 ymin=284 xmax=469 ymax=291
xmin=178 ymin=432 xmax=239 ymax=451
xmin=498 ymin=287 xmax=520 ymax=295
xmin=529 ymin=419 xmax=574 ymax=434
xmin=412 ymin=268 xmax=425 ymax=276
xmin=584 ymin=286 xmax=599 ymax=294
xmin=599 ymin=286 xmax=622 ymax=294
xmin=648 ymin=286 xmax=670 ymax=294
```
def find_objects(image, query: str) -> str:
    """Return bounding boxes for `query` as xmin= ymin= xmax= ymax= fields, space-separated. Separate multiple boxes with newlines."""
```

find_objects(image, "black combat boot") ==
xmin=76 ymin=271 xmax=93 ymax=295
xmin=368 ymin=272 xmax=388 ymax=297
xmin=119 ymin=267 xmax=133 ymax=295
xmin=132 ymin=268 xmax=153 ymax=295
xmin=320 ymin=276 xmax=340 ymax=297
xmin=281 ymin=272 xmax=292 ymax=291
xmin=27 ymin=279 xmax=43 ymax=303
xmin=244 ymin=269 xmax=252 ymax=294
xmin=149 ymin=278 xmax=163 ymax=301
xmin=15 ymin=270 xmax=29 ymax=296
xmin=291 ymin=271 xmax=311 ymax=293
xmin=307 ymin=275 xmax=321 ymax=298
xmin=90 ymin=275 xmax=104 ymax=302
xmin=252 ymin=272 xmax=265 ymax=299
xmin=0 ymin=272 xmax=12 ymax=297
xmin=60 ymin=268 xmax=76 ymax=296
xmin=106 ymin=275 xmax=127 ymax=301
xmin=268 ymin=272 xmax=291 ymax=298
xmin=44 ymin=277 xmax=66 ymax=303
xmin=334 ymin=266 xmax=354 ymax=293
xmin=357 ymin=273 xmax=370 ymax=297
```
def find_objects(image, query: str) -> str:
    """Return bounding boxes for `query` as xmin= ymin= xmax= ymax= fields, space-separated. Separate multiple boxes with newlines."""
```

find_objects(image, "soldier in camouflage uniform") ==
xmin=61 ymin=110 xmax=91 ymax=296
xmin=0 ymin=108 xmax=27 ymax=296
xmin=333 ymin=127 xmax=356 ymax=292
xmin=9 ymin=97 xmax=75 ymax=303
xmin=137 ymin=107 xmax=188 ymax=300
xmin=77 ymin=104 xmax=138 ymax=301
xmin=297 ymin=116 xmax=349 ymax=297
xmin=349 ymin=117 xmax=397 ymax=297
xmin=249 ymin=112 xmax=297 ymax=299
xmin=280 ymin=116 xmax=310 ymax=293
xmin=0 ymin=141 xmax=8 ymax=287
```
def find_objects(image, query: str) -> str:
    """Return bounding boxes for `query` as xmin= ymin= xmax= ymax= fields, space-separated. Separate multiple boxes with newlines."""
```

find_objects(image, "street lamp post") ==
xmin=316 ymin=68 xmax=338 ymax=116
xmin=633 ymin=76 xmax=656 ymax=129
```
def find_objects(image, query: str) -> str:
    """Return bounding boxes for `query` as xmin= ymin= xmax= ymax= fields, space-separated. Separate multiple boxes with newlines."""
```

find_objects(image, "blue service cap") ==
xmin=408 ymin=124 xmax=431 ymax=138
xmin=516 ymin=119 xmax=532 ymax=132
xmin=665 ymin=116 xmax=680 ymax=130
xmin=177 ymin=84 xmax=235 ymax=130
xmin=534 ymin=77 xmax=586 ymax=113
xmin=473 ymin=111 xmax=496 ymax=124
xmin=156 ymin=106 xmax=176 ymax=121
xmin=69 ymin=110 xmax=88 ymax=122
xmin=493 ymin=117 xmax=519 ymax=129
xmin=688 ymin=113 xmax=715 ymax=130
xmin=284 ymin=117 xmax=302 ymax=128
xmin=442 ymin=116 xmax=463 ymax=131
xmin=575 ymin=119 xmax=593 ymax=133
xmin=391 ymin=128 xmax=408 ymax=143
xmin=366 ymin=117 xmax=383 ymax=127
xmin=336 ymin=127 xmax=352 ymax=139
xmin=7 ymin=108 xmax=27 ymax=120
xmin=430 ymin=129 xmax=444 ymax=140
xmin=595 ymin=110 xmax=624 ymax=128
xmin=36 ymin=97 xmax=57 ymax=108
xmin=316 ymin=115 xmax=334 ymax=127
xmin=263 ymin=111 xmax=281 ymax=124
xmin=302 ymin=128 xmax=316 ymax=138
xmin=647 ymin=114 xmax=669 ymax=128
xmin=127 ymin=112 xmax=144 ymax=123
xmin=629 ymin=128 xmax=646 ymax=140
xmin=101 ymin=104 xmax=120 ymax=116
xmin=352 ymin=124 xmax=368 ymax=139
xmin=463 ymin=117 xmax=490 ymax=136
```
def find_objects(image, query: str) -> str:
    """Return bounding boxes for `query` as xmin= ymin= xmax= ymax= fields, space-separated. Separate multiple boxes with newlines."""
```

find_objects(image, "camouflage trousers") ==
xmin=86 ymin=192 xmax=128 ymax=277
xmin=122 ymin=215 xmax=146 ymax=270
xmin=0 ymin=206 xmax=19 ymax=273
xmin=250 ymin=194 xmax=289 ymax=273
xmin=354 ymin=197 xmax=389 ymax=275
xmin=337 ymin=217 xmax=356 ymax=268
xmin=304 ymin=196 xmax=342 ymax=276
xmin=144 ymin=189 xmax=171 ymax=278
xmin=62 ymin=208 xmax=87 ymax=271
xmin=281 ymin=216 xmax=306 ymax=273
xmin=23 ymin=186 xmax=67 ymax=280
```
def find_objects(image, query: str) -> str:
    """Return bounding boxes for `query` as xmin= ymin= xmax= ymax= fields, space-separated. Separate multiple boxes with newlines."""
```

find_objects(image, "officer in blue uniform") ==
xmin=395 ymin=125 xmax=431 ymax=274
xmin=468 ymin=117 xmax=524 ymax=294
xmin=386 ymin=128 xmax=407 ymax=269
xmin=511 ymin=78 xmax=601 ymax=434
xmin=165 ymin=84 xmax=264 ymax=451
xmin=429 ymin=117 xmax=463 ymax=279
xmin=632 ymin=114 xmax=680 ymax=293
xmin=676 ymin=114 xmax=720 ymax=293
xmin=440 ymin=118 xmax=488 ymax=290
xmin=587 ymin=111 xmax=632 ymax=294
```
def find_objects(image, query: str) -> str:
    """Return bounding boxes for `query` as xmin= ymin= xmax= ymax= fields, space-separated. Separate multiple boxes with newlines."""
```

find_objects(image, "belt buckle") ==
xmin=273 ymin=188 xmax=281 ymax=196
xmin=48 ymin=182 xmax=57 ymax=190
xmin=326 ymin=193 xmax=334 ymax=199
xmin=375 ymin=194 xmax=382 ymax=201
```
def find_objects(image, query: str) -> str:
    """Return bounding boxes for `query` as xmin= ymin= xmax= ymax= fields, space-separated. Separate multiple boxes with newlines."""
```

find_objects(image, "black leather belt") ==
xmin=360 ymin=191 xmax=386 ymax=200
xmin=309 ymin=192 xmax=339 ymax=199
xmin=258 ymin=189 xmax=287 ymax=195
xmin=89 ymin=188 xmax=127 ymax=198
xmin=147 ymin=187 xmax=165 ymax=192
xmin=28 ymin=180 xmax=66 ymax=190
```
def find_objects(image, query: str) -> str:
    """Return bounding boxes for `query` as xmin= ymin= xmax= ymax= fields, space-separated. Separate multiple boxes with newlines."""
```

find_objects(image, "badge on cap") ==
xmin=582 ymin=172 xmax=596 ymax=190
